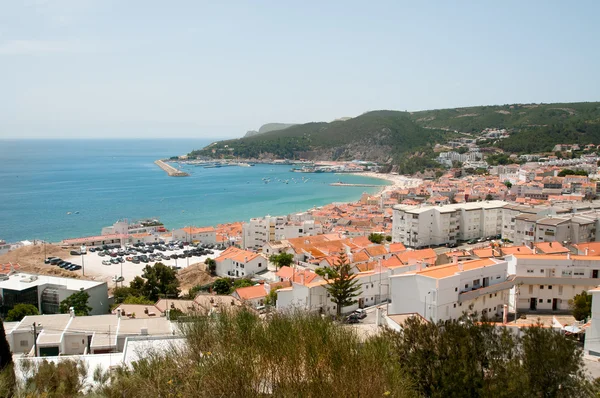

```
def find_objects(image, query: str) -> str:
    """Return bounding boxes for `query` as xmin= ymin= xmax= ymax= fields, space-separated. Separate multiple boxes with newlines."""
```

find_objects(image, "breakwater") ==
xmin=155 ymin=160 xmax=189 ymax=177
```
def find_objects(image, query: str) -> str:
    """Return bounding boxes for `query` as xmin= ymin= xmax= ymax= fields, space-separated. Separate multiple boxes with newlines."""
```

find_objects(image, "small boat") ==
xmin=74 ymin=211 xmax=79 ymax=214
xmin=66 ymin=212 xmax=72 ymax=215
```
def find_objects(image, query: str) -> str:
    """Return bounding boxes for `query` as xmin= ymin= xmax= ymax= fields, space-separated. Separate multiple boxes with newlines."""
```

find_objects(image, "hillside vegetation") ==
xmin=191 ymin=111 xmax=443 ymax=163
xmin=6 ymin=310 xmax=595 ymax=397
xmin=410 ymin=102 xmax=600 ymax=153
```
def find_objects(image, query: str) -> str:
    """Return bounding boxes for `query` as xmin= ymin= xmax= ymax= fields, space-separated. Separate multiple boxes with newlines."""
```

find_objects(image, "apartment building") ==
xmin=507 ymin=210 xmax=600 ymax=246
xmin=172 ymin=226 xmax=217 ymax=244
xmin=506 ymin=254 xmax=600 ymax=313
xmin=388 ymin=258 xmax=513 ymax=322
xmin=392 ymin=201 xmax=505 ymax=248
xmin=242 ymin=215 xmax=321 ymax=250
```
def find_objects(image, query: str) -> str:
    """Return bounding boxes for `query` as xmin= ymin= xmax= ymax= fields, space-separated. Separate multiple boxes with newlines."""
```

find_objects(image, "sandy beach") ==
xmin=349 ymin=172 xmax=422 ymax=194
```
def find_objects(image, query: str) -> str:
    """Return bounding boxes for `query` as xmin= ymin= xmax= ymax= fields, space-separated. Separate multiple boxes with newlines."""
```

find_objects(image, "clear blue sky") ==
xmin=1 ymin=0 xmax=599 ymax=139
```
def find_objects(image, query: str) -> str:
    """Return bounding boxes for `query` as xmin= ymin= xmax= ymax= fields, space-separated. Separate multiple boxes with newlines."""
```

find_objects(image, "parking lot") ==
xmin=49 ymin=243 xmax=224 ymax=287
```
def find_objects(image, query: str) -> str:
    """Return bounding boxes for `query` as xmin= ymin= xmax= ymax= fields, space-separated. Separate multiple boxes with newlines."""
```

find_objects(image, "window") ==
xmin=489 ymin=294 xmax=492 ymax=298
xmin=540 ymin=269 xmax=544 ymax=274
xmin=547 ymin=299 xmax=551 ymax=303
xmin=494 ymin=293 xmax=497 ymax=297
xmin=548 ymin=285 xmax=552 ymax=290
xmin=540 ymin=285 xmax=544 ymax=290
xmin=529 ymin=285 xmax=533 ymax=294
xmin=559 ymin=286 xmax=563 ymax=295
xmin=539 ymin=299 xmax=543 ymax=303
xmin=455 ymin=287 xmax=458 ymax=292
xmin=258 ymin=263 xmax=262 ymax=267
xmin=465 ymin=284 xmax=468 ymax=289
xmin=526 ymin=269 xmax=534 ymax=274
xmin=20 ymin=340 xmax=28 ymax=347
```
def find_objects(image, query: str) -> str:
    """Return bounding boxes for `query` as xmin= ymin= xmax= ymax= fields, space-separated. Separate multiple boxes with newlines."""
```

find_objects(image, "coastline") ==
xmin=345 ymin=172 xmax=422 ymax=195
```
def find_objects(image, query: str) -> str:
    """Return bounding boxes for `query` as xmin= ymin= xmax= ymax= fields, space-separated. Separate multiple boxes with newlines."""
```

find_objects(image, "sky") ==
xmin=1 ymin=0 xmax=599 ymax=139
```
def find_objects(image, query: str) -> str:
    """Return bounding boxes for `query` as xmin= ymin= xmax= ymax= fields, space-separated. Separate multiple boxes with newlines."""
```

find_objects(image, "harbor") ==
xmin=154 ymin=160 xmax=189 ymax=177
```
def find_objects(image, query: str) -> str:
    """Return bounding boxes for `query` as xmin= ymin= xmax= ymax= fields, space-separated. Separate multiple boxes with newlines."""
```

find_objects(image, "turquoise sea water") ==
xmin=0 ymin=139 xmax=386 ymax=243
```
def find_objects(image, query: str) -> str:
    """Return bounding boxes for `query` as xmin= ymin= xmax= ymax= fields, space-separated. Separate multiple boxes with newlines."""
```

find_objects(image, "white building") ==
xmin=172 ymin=226 xmax=217 ymax=244
xmin=392 ymin=201 xmax=505 ymax=248
xmin=584 ymin=286 xmax=600 ymax=356
xmin=214 ymin=246 xmax=267 ymax=278
xmin=4 ymin=312 xmax=174 ymax=357
xmin=276 ymin=269 xmax=390 ymax=316
xmin=506 ymin=253 xmax=600 ymax=313
xmin=242 ymin=215 xmax=321 ymax=250
xmin=101 ymin=219 xmax=165 ymax=236
xmin=0 ymin=272 xmax=108 ymax=318
xmin=388 ymin=258 xmax=513 ymax=322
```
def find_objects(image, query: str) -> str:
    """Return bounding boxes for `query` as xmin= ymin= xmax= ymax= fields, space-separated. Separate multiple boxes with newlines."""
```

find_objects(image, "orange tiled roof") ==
xmin=534 ymin=241 xmax=570 ymax=254
xmin=235 ymin=284 xmax=267 ymax=300
xmin=415 ymin=258 xmax=499 ymax=279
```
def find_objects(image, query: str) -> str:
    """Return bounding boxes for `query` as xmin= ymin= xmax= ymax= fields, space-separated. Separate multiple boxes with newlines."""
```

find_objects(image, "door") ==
xmin=552 ymin=298 xmax=558 ymax=311
xmin=593 ymin=270 xmax=599 ymax=279
xmin=483 ymin=277 xmax=489 ymax=288
xmin=358 ymin=298 xmax=365 ymax=308
xmin=530 ymin=298 xmax=537 ymax=311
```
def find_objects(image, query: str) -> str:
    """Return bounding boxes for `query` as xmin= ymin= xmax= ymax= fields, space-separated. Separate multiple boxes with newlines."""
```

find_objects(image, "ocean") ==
xmin=0 ymin=139 xmax=387 ymax=243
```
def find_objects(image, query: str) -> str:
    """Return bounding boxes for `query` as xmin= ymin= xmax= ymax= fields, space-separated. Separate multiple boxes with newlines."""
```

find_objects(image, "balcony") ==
xmin=458 ymin=277 xmax=516 ymax=303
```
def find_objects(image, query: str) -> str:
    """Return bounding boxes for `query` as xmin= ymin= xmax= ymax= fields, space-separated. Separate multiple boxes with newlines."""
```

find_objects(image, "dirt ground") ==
xmin=177 ymin=262 xmax=217 ymax=292
xmin=1 ymin=244 xmax=218 ymax=295
xmin=0 ymin=243 xmax=87 ymax=279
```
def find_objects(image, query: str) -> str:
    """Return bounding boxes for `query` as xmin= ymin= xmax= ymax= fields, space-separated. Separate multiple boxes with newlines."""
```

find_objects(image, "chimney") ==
xmin=416 ymin=261 xmax=422 ymax=272
xmin=69 ymin=307 xmax=75 ymax=318
xmin=567 ymin=252 xmax=571 ymax=260
xmin=458 ymin=262 xmax=464 ymax=272
xmin=452 ymin=255 xmax=458 ymax=265
xmin=585 ymin=248 xmax=589 ymax=256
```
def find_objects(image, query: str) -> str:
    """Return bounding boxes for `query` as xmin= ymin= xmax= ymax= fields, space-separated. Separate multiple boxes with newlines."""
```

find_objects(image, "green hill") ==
xmin=190 ymin=102 xmax=600 ymax=168
xmin=190 ymin=110 xmax=442 ymax=164
xmin=409 ymin=102 xmax=600 ymax=153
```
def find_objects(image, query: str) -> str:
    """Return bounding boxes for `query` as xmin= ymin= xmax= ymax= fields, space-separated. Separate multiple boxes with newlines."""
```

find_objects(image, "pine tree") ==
xmin=316 ymin=253 xmax=362 ymax=318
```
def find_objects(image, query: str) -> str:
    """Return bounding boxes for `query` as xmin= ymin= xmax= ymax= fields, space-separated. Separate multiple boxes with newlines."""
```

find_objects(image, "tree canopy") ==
xmin=316 ymin=253 xmax=362 ymax=317
xmin=570 ymin=290 xmax=592 ymax=321
xmin=269 ymin=253 xmax=294 ymax=271
xmin=59 ymin=289 xmax=92 ymax=316
xmin=368 ymin=233 xmax=384 ymax=244
xmin=5 ymin=304 xmax=39 ymax=322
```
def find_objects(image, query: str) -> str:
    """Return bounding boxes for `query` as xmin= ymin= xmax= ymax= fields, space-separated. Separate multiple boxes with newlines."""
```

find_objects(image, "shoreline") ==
xmin=345 ymin=172 xmax=422 ymax=195
xmin=9 ymin=168 xmax=405 ymax=245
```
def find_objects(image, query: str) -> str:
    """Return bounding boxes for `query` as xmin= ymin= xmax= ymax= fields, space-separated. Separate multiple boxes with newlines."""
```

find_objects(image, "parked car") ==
xmin=344 ymin=314 xmax=360 ymax=324
xmin=352 ymin=309 xmax=367 ymax=319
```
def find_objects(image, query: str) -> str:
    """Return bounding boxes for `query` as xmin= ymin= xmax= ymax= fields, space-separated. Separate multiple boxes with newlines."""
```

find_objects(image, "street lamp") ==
xmin=81 ymin=252 xmax=85 ymax=276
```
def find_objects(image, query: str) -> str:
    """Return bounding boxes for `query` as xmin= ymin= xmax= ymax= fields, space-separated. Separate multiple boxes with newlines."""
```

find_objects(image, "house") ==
xmin=214 ymin=247 xmax=267 ymax=277
xmin=232 ymin=284 xmax=269 ymax=308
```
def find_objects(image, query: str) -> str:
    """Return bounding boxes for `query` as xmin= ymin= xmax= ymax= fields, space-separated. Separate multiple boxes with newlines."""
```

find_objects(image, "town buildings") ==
xmin=213 ymin=246 xmax=267 ymax=278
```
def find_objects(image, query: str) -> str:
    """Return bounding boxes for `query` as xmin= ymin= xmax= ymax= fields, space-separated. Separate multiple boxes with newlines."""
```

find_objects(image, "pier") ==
xmin=329 ymin=182 xmax=380 ymax=187
xmin=155 ymin=160 xmax=189 ymax=177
